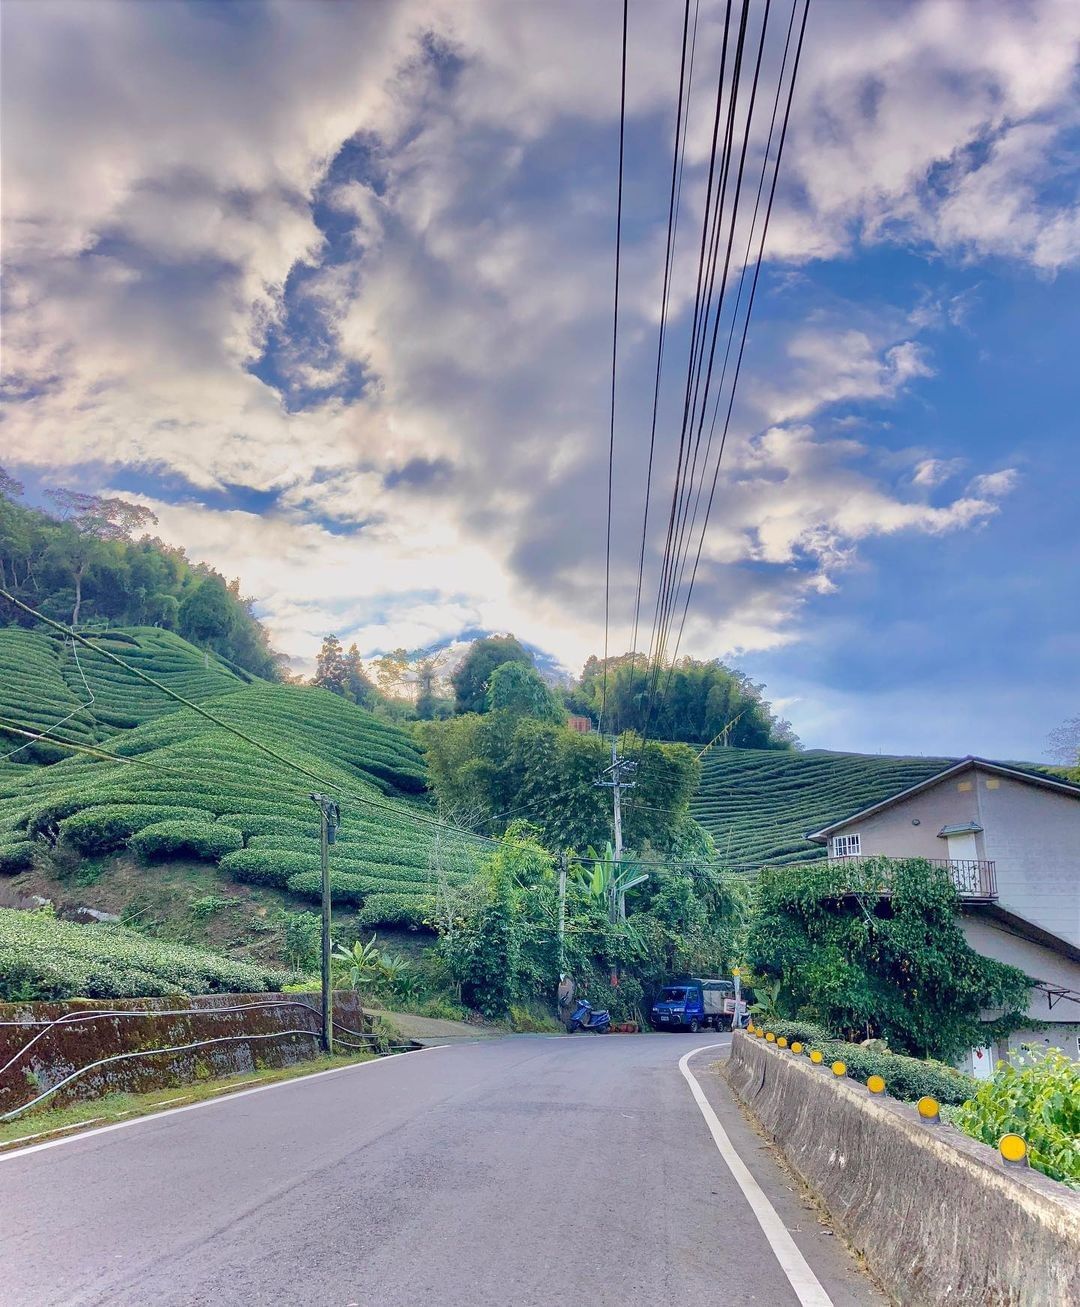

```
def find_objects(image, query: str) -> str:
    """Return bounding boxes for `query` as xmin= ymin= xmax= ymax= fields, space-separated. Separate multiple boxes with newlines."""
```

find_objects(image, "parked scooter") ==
xmin=566 ymin=998 xmax=611 ymax=1034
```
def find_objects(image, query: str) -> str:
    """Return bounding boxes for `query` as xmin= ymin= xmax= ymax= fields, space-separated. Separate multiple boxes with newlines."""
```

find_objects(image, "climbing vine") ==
xmin=745 ymin=857 xmax=1032 ymax=1062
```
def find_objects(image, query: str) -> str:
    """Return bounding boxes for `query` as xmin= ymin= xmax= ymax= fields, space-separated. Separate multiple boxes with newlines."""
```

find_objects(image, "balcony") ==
xmin=827 ymin=855 xmax=998 ymax=902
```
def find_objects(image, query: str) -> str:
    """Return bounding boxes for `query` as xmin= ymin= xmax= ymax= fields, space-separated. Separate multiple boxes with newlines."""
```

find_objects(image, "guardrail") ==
xmin=828 ymin=854 xmax=997 ymax=899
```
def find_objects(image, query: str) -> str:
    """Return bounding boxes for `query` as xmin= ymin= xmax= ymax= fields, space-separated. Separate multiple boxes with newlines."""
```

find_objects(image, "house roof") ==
xmin=806 ymin=756 xmax=1080 ymax=843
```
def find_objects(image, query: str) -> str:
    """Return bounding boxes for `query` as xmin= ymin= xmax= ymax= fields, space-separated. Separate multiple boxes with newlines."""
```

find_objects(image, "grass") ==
xmin=691 ymin=747 xmax=957 ymax=867
xmin=0 ymin=1051 xmax=376 ymax=1150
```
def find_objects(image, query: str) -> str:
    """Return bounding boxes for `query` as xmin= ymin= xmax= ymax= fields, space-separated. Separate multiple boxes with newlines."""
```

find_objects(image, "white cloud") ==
xmin=969 ymin=468 xmax=1020 ymax=497
xmin=0 ymin=0 xmax=1064 ymax=672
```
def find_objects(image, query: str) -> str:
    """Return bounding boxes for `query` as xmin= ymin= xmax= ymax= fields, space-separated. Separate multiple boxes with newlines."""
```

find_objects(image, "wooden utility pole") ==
xmin=557 ymin=853 xmax=567 ymax=977
xmin=310 ymin=793 xmax=340 ymax=1054
xmin=594 ymin=738 xmax=636 ymax=921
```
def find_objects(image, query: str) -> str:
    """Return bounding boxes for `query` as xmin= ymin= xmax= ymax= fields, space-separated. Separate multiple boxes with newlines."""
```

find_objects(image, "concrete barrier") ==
xmin=0 ymin=991 xmax=374 ymax=1117
xmin=725 ymin=1031 xmax=1080 ymax=1307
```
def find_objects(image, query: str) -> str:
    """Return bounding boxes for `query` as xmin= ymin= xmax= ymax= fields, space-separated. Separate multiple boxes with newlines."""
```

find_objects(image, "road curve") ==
xmin=0 ymin=1035 xmax=883 ymax=1306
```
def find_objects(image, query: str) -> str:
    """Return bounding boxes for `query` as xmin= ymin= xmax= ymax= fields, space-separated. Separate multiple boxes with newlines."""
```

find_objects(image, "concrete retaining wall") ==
xmin=725 ymin=1032 xmax=1080 ymax=1306
xmin=0 ymin=991 xmax=371 ymax=1117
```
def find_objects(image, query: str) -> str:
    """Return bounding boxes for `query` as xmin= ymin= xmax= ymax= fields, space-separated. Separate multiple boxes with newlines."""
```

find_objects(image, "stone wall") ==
xmin=0 ymin=991 xmax=372 ymax=1117
xmin=724 ymin=1031 xmax=1080 ymax=1307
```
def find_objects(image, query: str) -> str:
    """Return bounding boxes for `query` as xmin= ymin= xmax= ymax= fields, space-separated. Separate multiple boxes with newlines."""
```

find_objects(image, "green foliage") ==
xmin=451 ymin=635 xmax=533 ymax=714
xmin=131 ymin=819 xmax=243 ymax=862
xmin=485 ymin=661 xmax=566 ymax=723
xmin=955 ymin=1046 xmax=1080 ymax=1188
xmin=188 ymin=894 xmax=235 ymax=920
xmin=746 ymin=858 xmax=1032 ymax=1061
xmin=0 ymin=477 xmax=279 ymax=678
xmin=333 ymin=934 xmax=383 ymax=989
xmin=59 ymin=804 xmax=215 ymax=854
xmin=575 ymin=653 xmax=798 ymax=749
xmin=693 ymin=747 xmax=956 ymax=868
xmin=312 ymin=634 xmax=349 ymax=696
xmin=278 ymin=911 xmax=321 ymax=970
xmin=0 ymin=906 xmax=291 ymax=1000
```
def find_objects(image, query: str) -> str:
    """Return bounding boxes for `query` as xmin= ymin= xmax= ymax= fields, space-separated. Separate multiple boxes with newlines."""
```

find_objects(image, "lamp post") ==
xmin=310 ymin=793 xmax=340 ymax=1054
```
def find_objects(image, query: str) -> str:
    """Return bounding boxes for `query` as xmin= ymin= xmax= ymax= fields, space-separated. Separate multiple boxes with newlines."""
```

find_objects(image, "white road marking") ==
xmin=0 ymin=1046 xmax=447 ymax=1162
xmin=680 ymin=1044 xmax=834 ymax=1307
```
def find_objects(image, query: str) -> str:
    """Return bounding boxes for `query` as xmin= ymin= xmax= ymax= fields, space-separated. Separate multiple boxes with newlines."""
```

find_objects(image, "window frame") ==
xmin=831 ymin=832 xmax=861 ymax=858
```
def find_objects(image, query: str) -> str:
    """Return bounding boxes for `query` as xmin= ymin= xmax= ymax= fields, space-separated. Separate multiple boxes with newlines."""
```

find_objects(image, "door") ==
xmin=945 ymin=831 xmax=978 ymax=863
xmin=969 ymin=1045 xmax=994 ymax=1081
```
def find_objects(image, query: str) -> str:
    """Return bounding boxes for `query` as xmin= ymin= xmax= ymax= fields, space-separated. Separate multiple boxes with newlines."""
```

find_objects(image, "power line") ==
xmin=599 ymin=0 xmax=630 ymax=736
xmin=1 ymin=636 xmax=96 ymax=762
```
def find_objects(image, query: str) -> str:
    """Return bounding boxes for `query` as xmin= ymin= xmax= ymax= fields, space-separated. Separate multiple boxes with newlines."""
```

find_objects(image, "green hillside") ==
xmin=691 ymin=747 xmax=956 ymax=867
xmin=0 ymin=626 xmax=248 ymax=760
xmin=0 ymin=629 xmax=486 ymax=929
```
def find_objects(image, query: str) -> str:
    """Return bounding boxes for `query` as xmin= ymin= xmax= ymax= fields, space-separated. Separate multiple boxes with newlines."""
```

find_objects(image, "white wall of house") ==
xmin=961 ymin=915 xmax=1080 ymax=1024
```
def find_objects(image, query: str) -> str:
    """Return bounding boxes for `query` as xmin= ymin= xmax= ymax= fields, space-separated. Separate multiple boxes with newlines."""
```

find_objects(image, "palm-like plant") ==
xmin=332 ymin=934 xmax=382 ymax=990
xmin=572 ymin=842 xmax=649 ymax=923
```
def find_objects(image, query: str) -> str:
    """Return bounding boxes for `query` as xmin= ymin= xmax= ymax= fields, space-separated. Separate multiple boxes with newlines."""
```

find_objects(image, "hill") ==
xmin=0 ymin=628 xmax=486 ymax=932
xmin=0 ymin=627 xmax=249 ymax=761
xmin=691 ymin=747 xmax=957 ymax=867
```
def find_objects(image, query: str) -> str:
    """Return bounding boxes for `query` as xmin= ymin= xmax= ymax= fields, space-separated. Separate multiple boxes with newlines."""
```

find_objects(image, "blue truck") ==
xmin=649 ymin=977 xmax=740 ymax=1032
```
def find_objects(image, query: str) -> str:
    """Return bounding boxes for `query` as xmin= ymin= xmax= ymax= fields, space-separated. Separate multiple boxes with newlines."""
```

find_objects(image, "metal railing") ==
xmin=828 ymin=855 xmax=997 ymax=900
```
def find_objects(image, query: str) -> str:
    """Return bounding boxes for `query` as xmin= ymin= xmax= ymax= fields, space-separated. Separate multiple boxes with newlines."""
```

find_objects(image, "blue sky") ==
xmin=1 ymin=0 xmax=1078 ymax=760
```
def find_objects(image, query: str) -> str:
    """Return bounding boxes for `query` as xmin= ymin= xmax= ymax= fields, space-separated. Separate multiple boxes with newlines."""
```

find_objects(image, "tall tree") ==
xmin=485 ymin=661 xmax=566 ymax=723
xmin=343 ymin=642 xmax=377 ymax=707
xmin=312 ymin=634 xmax=349 ymax=696
xmin=44 ymin=490 xmax=157 ymax=625
xmin=178 ymin=576 xmax=235 ymax=645
xmin=452 ymin=635 xmax=533 ymax=714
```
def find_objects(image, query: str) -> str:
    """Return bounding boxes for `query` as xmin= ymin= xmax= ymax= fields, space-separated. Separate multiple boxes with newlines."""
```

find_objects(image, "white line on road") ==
xmin=680 ymin=1044 xmax=834 ymax=1307
xmin=0 ymin=1045 xmax=447 ymax=1163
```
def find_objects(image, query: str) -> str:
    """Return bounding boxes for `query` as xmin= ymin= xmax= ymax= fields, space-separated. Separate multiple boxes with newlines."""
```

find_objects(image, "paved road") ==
xmin=1 ymin=1036 xmax=884 ymax=1306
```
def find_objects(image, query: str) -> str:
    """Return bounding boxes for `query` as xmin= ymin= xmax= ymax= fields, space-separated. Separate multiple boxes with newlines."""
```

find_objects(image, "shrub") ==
xmin=0 ymin=906 xmax=292 ymax=1000
xmin=58 ymin=804 xmax=216 ymax=854
xmin=218 ymin=847 xmax=320 ymax=889
xmin=954 ymin=1046 xmax=1080 ymax=1188
xmin=357 ymin=892 xmax=434 ymax=929
xmin=131 ymin=820 xmax=244 ymax=862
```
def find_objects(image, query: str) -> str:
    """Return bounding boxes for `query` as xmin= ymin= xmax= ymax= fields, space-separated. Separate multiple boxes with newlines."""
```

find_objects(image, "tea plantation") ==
xmin=0 ymin=626 xmax=247 ymax=761
xmin=691 ymin=747 xmax=956 ymax=867
xmin=0 ymin=636 xmax=487 ymax=943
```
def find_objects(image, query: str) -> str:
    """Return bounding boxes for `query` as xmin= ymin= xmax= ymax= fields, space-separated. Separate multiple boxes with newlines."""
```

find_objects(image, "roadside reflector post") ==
xmin=790 ymin=1041 xmax=803 ymax=1054
xmin=867 ymin=1075 xmax=886 ymax=1095
xmin=999 ymin=1134 xmax=1028 ymax=1168
xmin=765 ymin=1032 xmax=776 ymax=1043
xmin=916 ymin=1096 xmax=941 ymax=1125
xmin=809 ymin=1049 xmax=824 ymax=1065
xmin=831 ymin=1060 xmax=846 ymax=1077
xmin=777 ymin=1037 xmax=788 ymax=1048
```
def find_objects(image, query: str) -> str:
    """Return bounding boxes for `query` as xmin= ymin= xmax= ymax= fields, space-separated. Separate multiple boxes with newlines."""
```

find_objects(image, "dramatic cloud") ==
xmin=2 ymin=0 xmax=1072 ymax=693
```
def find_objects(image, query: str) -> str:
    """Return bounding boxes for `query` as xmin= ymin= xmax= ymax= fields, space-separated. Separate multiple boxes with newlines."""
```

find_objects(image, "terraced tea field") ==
xmin=0 ymin=626 xmax=247 ymax=760
xmin=691 ymin=747 xmax=957 ymax=867
xmin=0 ymin=629 xmax=486 ymax=928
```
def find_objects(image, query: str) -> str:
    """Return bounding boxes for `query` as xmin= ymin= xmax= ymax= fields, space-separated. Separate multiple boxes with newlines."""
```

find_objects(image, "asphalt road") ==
xmin=0 ymin=1035 xmax=885 ymax=1307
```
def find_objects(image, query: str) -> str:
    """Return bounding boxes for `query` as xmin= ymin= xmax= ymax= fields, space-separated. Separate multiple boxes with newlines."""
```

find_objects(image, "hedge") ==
xmin=757 ymin=1021 xmax=978 ymax=1105
xmin=356 ymin=892 xmax=434 ymax=929
xmin=131 ymin=820 xmax=245 ymax=862
xmin=0 ymin=907 xmax=292 ymax=1000
xmin=59 ymin=804 xmax=216 ymax=854
xmin=218 ymin=847 xmax=321 ymax=889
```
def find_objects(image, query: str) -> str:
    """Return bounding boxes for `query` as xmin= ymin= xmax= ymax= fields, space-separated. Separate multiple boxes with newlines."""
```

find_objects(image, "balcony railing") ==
xmin=828 ymin=855 xmax=997 ymax=901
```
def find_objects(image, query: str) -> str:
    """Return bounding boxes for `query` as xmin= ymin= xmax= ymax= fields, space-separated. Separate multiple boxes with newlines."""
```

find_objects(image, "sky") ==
xmin=2 ymin=0 xmax=1078 ymax=761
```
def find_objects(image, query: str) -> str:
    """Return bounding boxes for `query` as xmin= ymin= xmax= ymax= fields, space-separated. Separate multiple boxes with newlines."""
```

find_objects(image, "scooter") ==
xmin=566 ymin=998 xmax=611 ymax=1034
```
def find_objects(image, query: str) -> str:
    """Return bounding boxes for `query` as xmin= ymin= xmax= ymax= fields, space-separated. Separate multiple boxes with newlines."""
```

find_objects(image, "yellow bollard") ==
xmin=831 ymin=1060 xmax=847 ymax=1077
xmin=790 ymin=1041 xmax=803 ymax=1055
xmin=777 ymin=1037 xmax=788 ymax=1048
xmin=999 ymin=1134 xmax=1028 ymax=1168
xmin=867 ymin=1075 xmax=886 ymax=1095
xmin=765 ymin=1032 xmax=776 ymax=1043
xmin=916 ymin=1096 xmax=941 ymax=1124
xmin=809 ymin=1049 xmax=823 ymax=1064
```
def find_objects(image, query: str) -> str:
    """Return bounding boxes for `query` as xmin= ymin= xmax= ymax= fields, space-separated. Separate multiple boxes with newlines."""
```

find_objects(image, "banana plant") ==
xmin=572 ymin=843 xmax=649 ymax=923
xmin=332 ymin=934 xmax=382 ymax=990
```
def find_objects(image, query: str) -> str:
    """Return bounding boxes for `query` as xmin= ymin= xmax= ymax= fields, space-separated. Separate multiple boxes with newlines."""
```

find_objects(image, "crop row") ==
xmin=0 ymin=906 xmax=292 ymax=1001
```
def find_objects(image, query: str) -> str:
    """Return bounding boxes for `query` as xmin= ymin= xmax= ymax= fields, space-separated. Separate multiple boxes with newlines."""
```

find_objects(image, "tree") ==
xmin=372 ymin=647 xmax=410 ymax=699
xmin=43 ymin=490 xmax=158 ymax=626
xmin=1047 ymin=715 xmax=1080 ymax=770
xmin=312 ymin=634 xmax=349 ymax=696
xmin=451 ymin=635 xmax=533 ymax=714
xmin=485 ymin=661 xmax=566 ymax=723
xmin=343 ymin=643 xmax=377 ymax=707
xmin=178 ymin=576 xmax=235 ymax=645
xmin=745 ymin=857 xmax=1031 ymax=1061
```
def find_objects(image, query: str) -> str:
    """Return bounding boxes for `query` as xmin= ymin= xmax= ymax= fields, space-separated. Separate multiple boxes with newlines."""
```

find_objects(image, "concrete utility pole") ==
xmin=594 ymin=739 xmax=636 ymax=920
xmin=310 ymin=793 xmax=340 ymax=1054
xmin=557 ymin=853 xmax=567 ymax=976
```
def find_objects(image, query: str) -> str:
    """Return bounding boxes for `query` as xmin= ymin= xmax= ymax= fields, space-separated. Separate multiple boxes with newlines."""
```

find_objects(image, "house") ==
xmin=566 ymin=714 xmax=594 ymax=734
xmin=806 ymin=756 xmax=1080 ymax=1073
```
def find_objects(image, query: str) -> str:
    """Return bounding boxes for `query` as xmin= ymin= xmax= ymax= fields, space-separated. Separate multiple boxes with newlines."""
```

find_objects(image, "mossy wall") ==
xmin=0 ymin=990 xmax=368 ymax=1116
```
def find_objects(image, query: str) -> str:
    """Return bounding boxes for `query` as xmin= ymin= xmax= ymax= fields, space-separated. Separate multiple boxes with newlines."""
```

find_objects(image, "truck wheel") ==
xmin=689 ymin=1019 xmax=700 ymax=1034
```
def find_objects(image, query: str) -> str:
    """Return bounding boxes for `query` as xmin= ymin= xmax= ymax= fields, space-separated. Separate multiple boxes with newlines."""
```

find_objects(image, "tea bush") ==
xmin=131 ymin=820 xmax=244 ymax=862
xmin=59 ymin=804 xmax=215 ymax=854
xmin=0 ymin=906 xmax=292 ymax=1000
xmin=954 ymin=1046 xmax=1080 ymax=1188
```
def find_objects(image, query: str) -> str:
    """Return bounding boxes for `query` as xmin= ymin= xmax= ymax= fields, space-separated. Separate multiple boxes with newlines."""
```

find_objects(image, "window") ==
xmin=832 ymin=833 xmax=861 ymax=858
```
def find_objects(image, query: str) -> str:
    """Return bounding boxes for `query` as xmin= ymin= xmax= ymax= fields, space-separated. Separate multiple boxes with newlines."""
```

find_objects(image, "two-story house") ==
xmin=806 ymin=757 xmax=1080 ymax=1074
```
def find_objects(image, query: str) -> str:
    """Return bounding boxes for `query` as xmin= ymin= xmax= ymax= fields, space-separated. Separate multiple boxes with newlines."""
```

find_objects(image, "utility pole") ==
xmin=310 ymin=793 xmax=340 ymax=1054
xmin=557 ymin=853 xmax=567 ymax=977
xmin=594 ymin=738 xmax=636 ymax=921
